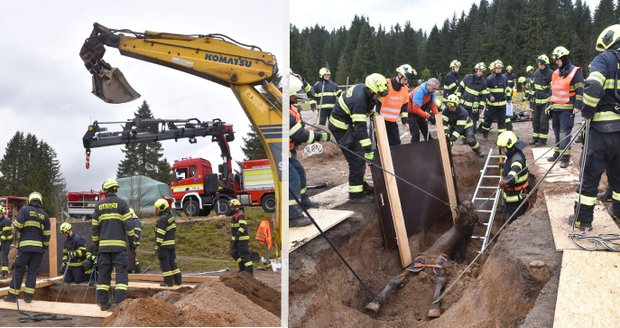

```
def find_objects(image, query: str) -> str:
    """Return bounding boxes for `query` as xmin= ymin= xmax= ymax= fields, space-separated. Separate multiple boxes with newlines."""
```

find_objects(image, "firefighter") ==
xmin=482 ymin=59 xmax=510 ymax=140
xmin=456 ymin=62 xmax=490 ymax=132
xmin=443 ymin=59 xmax=461 ymax=98
xmin=408 ymin=78 xmax=441 ymax=142
xmin=442 ymin=94 xmax=485 ymax=158
xmin=568 ymin=24 xmax=620 ymax=230
xmin=3 ymin=192 xmax=50 ymax=303
xmin=0 ymin=205 xmax=13 ymax=279
xmin=313 ymin=68 xmax=342 ymax=126
xmin=517 ymin=76 xmax=526 ymax=93
xmin=83 ymin=244 xmax=98 ymax=285
xmin=328 ymin=73 xmax=389 ymax=203
xmin=289 ymin=74 xmax=330 ymax=227
xmin=379 ymin=64 xmax=416 ymax=145
xmin=92 ymin=178 xmax=136 ymax=310
xmin=524 ymin=65 xmax=535 ymax=104
xmin=530 ymin=54 xmax=553 ymax=146
xmin=547 ymin=46 xmax=584 ymax=168
xmin=127 ymin=208 xmax=142 ymax=273
xmin=154 ymin=199 xmax=181 ymax=286
xmin=229 ymin=199 xmax=253 ymax=275
xmin=497 ymin=132 xmax=529 ymax=222
xmin=59 ymin=222 xmax=89 ymax=283
xmin=505 ymin=65 xmax=516 ymax=89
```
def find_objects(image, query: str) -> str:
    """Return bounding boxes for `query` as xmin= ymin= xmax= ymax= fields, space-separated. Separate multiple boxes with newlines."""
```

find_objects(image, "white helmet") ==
xmin=289 ymin=74 xmax=307 ymax=99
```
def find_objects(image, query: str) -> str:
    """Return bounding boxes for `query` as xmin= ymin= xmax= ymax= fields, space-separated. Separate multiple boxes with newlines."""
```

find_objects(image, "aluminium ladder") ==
xmin=470 ymin=148 xmax=504 ymax=253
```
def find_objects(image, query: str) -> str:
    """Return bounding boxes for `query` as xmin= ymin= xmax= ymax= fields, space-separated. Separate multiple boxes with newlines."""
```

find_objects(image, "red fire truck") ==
xmin=0 ymin=196 xmax=27 ymax=219
xmin=66 ymin=190 xmax=106 ymax=220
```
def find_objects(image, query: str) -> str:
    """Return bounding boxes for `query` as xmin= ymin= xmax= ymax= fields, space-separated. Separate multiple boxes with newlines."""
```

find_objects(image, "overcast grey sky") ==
xmin=0 ymin=0 xmax=285 ymax=191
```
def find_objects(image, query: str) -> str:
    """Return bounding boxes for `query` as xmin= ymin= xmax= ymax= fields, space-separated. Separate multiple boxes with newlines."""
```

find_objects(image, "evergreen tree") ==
xmin=240 ymin=125 xmax=267 ymax=160
xmin=117 ymin=100 xmax=172 ymax=183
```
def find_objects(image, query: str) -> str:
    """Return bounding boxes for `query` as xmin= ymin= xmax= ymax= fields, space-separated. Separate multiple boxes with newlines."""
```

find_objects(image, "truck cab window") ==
xmin=175 ymin=168 xmax=188 ymax=181
xmin=189 ymin=166 xmax=197 ymax=178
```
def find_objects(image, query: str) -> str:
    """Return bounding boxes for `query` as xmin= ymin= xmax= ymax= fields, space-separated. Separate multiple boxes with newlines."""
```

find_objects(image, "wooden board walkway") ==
xmin=309 ymin=183 xmax=350 ymax=209
xmin=288 ymin=208 xmax=355 ymax=252
xmin=0 ymin=299 xmax=111 ymax=318
xmin=531 ymin=147 xmax=579 ymax=183
xmin=0 ymin=276 xmax=63 ymax=297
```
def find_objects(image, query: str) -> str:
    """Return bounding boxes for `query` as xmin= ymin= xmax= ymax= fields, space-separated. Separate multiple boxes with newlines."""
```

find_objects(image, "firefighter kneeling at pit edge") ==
xmin=497 ymin=131 xmax=530 ymax=222
xmin=229 ymin=199 xmax=253 ymax=275
xmin=154 ymin=199 xmax=182 ymax=287
xmin=59 ymin=222 xmax=89 ymax=283
xmin=442 ymin=94 xmax=485 ymax=158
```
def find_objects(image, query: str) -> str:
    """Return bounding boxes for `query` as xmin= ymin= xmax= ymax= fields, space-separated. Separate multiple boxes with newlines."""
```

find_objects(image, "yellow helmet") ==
xmin=526 ymin=65 xmax=535 ymax=73
xmin=552 ymin=46 xmax=570 ymax=61
xmin=518 ymin=76 xmax=526 ymax=83
xmin=474 ymin=62 xmax=487 ymax=71
xmin=0 ymin=205 xmax=5 ymax=214
xmin=28 ymin=191 xmax=43 ymax=204
xmin=506 ymin=65 xmax=513 ymax=72
xmin=59 ymin=222 xmax=72 ymax=234
xmin=365 ymin=73 xmax=389 ymax=97
xmin=497 ymin=131 xmax=518 ymax=149
xmin=536 ymin=54 xmax=550 ymax=65
xmin=450 ymin=59 xmax=462 ymax=68
xmin=154 ymin=199 xmax=169 ymax=212
xmin=596 ymin=24 xmax=620 ymax=51
xmin=229 ymin=199 xmax=241 ymax=207
xmin=319 ymin=67 xmax=331 ymax=77
xmin=102 ymin=178 xmax=119 ymax=191
xmin=396 ymin=64 xmax=416 ymax=80
xmin=494 ymin=60 xmax=504 ymax=68
xmin=446 ymin=94 xmax=460 ymax=107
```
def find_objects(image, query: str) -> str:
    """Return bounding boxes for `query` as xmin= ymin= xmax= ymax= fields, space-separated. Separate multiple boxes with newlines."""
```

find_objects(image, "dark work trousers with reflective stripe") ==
xmin=463 ymin=106 xmax=481 ymax=131
xmin=318 ymin=108 xmax=332 ymax=126
xmin=10 ymin=250 xmax=42 ymax=296
xmin=290 ymin=155 xmax=311 ymax=205
xmin=408 ymin=115 xmax=431 ymax=142
xmin=97 ymin=251 xmax=128 ymax=304
xmin=384 ymin=120 xmax=401 ymax=145
xmin=575 ymin=130 xmax=620 ymax=224
xmin=158 ymin=247 xmax=180 ymax=285
xmin=64 ymin=266 xmax=88 ymax=283
xmin=328 ymin=124 xmax=366 ymax=199
xmin=482 ymin=105 xmax=506 ymax=136
xmin=1 ymin=241 xmax=10 ymax=274
xmin=230 ymin=240 xmax=252 ymax=273
xmin=504 ymin=190 xmax=526 ymax=222
xmin=551 ymin=110 xmax=574 ymax=162
xmin=532 ymin=104 xmax=549 ymax=144
xmin=289 ymin=158 xmax=303 ymax=218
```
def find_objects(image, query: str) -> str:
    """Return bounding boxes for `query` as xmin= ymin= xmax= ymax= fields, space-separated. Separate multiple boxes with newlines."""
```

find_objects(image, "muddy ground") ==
xmin=290 ymin=112 xmax=611 ymax=327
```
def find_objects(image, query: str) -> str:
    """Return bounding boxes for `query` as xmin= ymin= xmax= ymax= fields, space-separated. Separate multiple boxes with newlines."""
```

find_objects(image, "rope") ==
xmin=302 ymin=143 xmax=323 ymax=158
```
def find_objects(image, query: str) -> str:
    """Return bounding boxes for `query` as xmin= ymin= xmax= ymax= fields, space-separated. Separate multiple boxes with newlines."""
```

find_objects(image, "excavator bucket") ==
xmin=90 ymin=66 xmax=141 ymax=104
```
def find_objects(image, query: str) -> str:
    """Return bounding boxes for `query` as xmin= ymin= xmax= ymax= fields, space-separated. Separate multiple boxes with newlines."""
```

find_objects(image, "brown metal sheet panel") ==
xmin=371 ymin=140 xmax=454 ymax=249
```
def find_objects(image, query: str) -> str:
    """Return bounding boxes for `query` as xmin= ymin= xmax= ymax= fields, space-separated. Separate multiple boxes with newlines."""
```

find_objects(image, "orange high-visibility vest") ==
xmin=255 ymin=219 xmax=272 ymax=250
xmin=379 ymin=79 xmax=409 ymax=122
xmin=550 ymin=66 xmax=579 ymax=104
xmin=289 ymin=105 xmax=301 ymax=150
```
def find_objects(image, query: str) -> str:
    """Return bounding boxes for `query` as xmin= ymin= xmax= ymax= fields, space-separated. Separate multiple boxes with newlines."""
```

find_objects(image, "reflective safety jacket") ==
xmin=443 ymin=70 xmax=460 ymax=97
xmin=408 ymin=83 xmax=439 ymax=119
xmin=290 ymin=105 xmax=322 ymax=153
xmin=155 ymin=210 xmax=176 ymax=249
xmin=486 ymin=73 xmax=512 ymax=106
xmin=230 ymin=208 xmax=249 ymax=241
xmin=549 ymin=63 xmax=584 ymax=110
xmin=0 ymin=214 xmax=12 ymax=243
xmin=532 ymin=66 xmax=553 ymax=104
xmin=442 ymin=105 xmax=474 ymax=140
xmin=132 ymin=217 xmax=142 ymax=244
xmin=501 ymin=144 xmax=529 ymax=202
xmin=582 ymin=50 xmax=620 ymax=133
xmin=379 ymin=78 xmax=409 ymax=122
xmin=63 ymin=233 xmax=87 ymax=267
xmin=13 ymin=204 xmax=50 ymax=253
xmin=92 ymin=193 xmax=134 ymax=252
xmin=506 ymin=72 xmax=516 ymax=89
xmin=329 ymin=83 xmax=377 ymax=151
xmin=312 ymin=79 xmax=342 ymax=111
xmin=457 ymin=74 xmax=490 ymax=109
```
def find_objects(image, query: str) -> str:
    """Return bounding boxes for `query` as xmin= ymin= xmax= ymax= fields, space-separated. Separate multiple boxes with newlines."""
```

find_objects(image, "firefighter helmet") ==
xmin=0 ymin=205 xmax=5 ymax=214
xmin=506 ymin=65 xmax=513 ymax=72
xmin=289 ymin=74 xmax=307 ymax=99
xmin=489 ymin=61 xmax=496 ymax=70
xmin=518 ymin=76 xmax=526 ymax=83
xmin=446 ymin=94 xmax=460 ymax=107
xmin=494 ymin=60 xmax=504 ymax=68
xmin=154 ymin=199 xmax=169 ymax=212
xmin=450 ymin=59 xmax=462 ymax=68
xmin=526 ymin=65 xmax=535 ymax=73
xmin=536 ymin=54 xmax=550 ymax=65
xmin=596 ymin=24 xmax=620 ymax=51
xmin=474 ymin=62 xmax=486 ymax=71
xmin=59 ymin=222 xmax=72 ymax=234
xmin=552 ymin=46 xmax=570 ymax=61
xmin=365 ymin=73 xmax=389 ymax=97
xmin=102 ymin=178 xmax=119 ymax=191
xmin=229 ymin=199 xmax=241 ymax=207
xmin=497 ymin=131 xmax=518 ymax=149
xmin=319 ymin=67 xmax=331 ymax=77
xmin=396 ymin=64 xmax=416 ymax=80
xmin=28 ymin=191 xmax=43 ymax=204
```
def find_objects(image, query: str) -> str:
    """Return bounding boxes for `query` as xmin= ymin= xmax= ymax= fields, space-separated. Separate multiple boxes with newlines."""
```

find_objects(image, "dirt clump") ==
xmin=103 ymin=297 xmax=179 ymax=327
xmin=220 ymin=272 xmax=281 ymax=316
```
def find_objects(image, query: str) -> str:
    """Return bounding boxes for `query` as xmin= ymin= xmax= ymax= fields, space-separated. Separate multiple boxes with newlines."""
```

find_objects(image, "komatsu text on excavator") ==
xmin=79 ymin=23 xmax=283 ymax=227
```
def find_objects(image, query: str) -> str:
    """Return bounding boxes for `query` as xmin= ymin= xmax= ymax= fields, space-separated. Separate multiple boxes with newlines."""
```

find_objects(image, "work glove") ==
xmin=428 ymin=115 xmax=436 ymax=125
xmin=472 ymin=102 xmax=480 ymax=114
xmin=498 ymin=178 xmax=508 ymax=188
xmin=544 ymin=104 xmax=552 ymax=119
xmin=364 ymin=151 xmax=375 ymax=161
xmin=68 ymin=250 xmax=77 ymax=258
xmin=60 ymin=261 xmax=67 ymax=271
xmin=319 ymin=131 xmax=331 ymax=142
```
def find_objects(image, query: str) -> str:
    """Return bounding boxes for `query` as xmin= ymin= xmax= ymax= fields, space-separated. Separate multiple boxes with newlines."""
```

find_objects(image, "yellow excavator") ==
xmin=79 ymin=23 xmax=283 ymax=236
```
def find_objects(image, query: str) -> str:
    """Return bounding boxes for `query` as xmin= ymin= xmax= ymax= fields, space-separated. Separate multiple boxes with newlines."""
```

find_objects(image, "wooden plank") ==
xmin=309 ymin=183 xmax=350 ymax=209
xmin=373 ymin=115 xmax=411 ymax=267
xmin=545 ymin=192 xmax=620 ymax=250
xmin=0 ymin=299 xmax=111 ymax=318
xmin=112 ymin=273 xmax=218 ymax=283
xmin=0 ymin=276 xmax=63 ymax=297
xmin=531 ymin=147 xmax=579 ymax=183
xmin=553 ymin=250 xmax=620 ymax=328
xmin=120 ymin=281 xmax=194 ymax=290
xmin=435 ymin=113 xmax=458 ymax=222
xmin=288 ymin=208 xmax=354 ymax=252
xmin=49 ymin=217 xmax=58 ymax=277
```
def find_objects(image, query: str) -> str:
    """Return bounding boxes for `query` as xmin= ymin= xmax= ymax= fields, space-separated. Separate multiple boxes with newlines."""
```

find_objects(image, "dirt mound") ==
xmin=220 ymin=272 xmax=281 ymax=316
xmin=103 ymin=298 xmax=179 ymax=327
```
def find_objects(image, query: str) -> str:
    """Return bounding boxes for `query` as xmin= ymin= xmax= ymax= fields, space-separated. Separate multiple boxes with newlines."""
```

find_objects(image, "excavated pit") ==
xmin=291 ymin=123 xmax=561 ymax=327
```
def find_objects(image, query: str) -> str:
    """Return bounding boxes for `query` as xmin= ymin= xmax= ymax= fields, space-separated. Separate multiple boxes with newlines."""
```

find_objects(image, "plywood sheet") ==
xmin=531 ymin=147 xmax=579 ymax=183
xmin=288 ymin=208 xmax=355 ymax=252
xmin=113 ymin=273 xmax=218 ymax=283
xmin=545 ymin=192 xmax=620 ymax=250
xmin=309 ymin=183 xmax=350 ymax=209
xmin=0 ymin=276 xmax=63 ymax=297
xmin=553 ymin=250 xmax=620 ymax=328
xmin=0 ymin=300 xmax=111 ymax=318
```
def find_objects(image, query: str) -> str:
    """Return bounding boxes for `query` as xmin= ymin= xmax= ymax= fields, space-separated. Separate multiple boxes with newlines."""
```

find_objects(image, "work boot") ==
xmin=597 ymin=187 xmax=612 ymax=202
xmin=362 ymin=182 xmax=374 ymax=195
xmin=0 ymin=271 xmax=7 ymax=280
xmin=3 ymin=293 xmax=17 ymax=303
xmin=475 ymin=148 xmax=485 ymax=158
xmin=567 ymin=214 xmax=592 ymax=231
xmin=173 ymin=274 xmax=182 ymax=286
xmin=290 ymin=216 xmax=312 ymax=228
xmin=245 ymin=266 xmax=254 ymax=276
xmin=529 ymin=139 xmax=538 ymax=145
xmin=301 ymin=200 xmax=319 ymax=209
xmin=547 ymin=153 xmax=559 ymax=162
xmin=349 ymin=195 xmax=374 ymax=203
xmin=99 ymin=302 xmax=111 ymax=311
xmin=559 ymin=160 xmax=570 ymax=168
xmin=159 ymin=282 xmax=173 ymax=287
xmin=23 ymin=293 xmax=33 ymax=303
xmin=482 ymin=133 xmax=488 ymax=141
